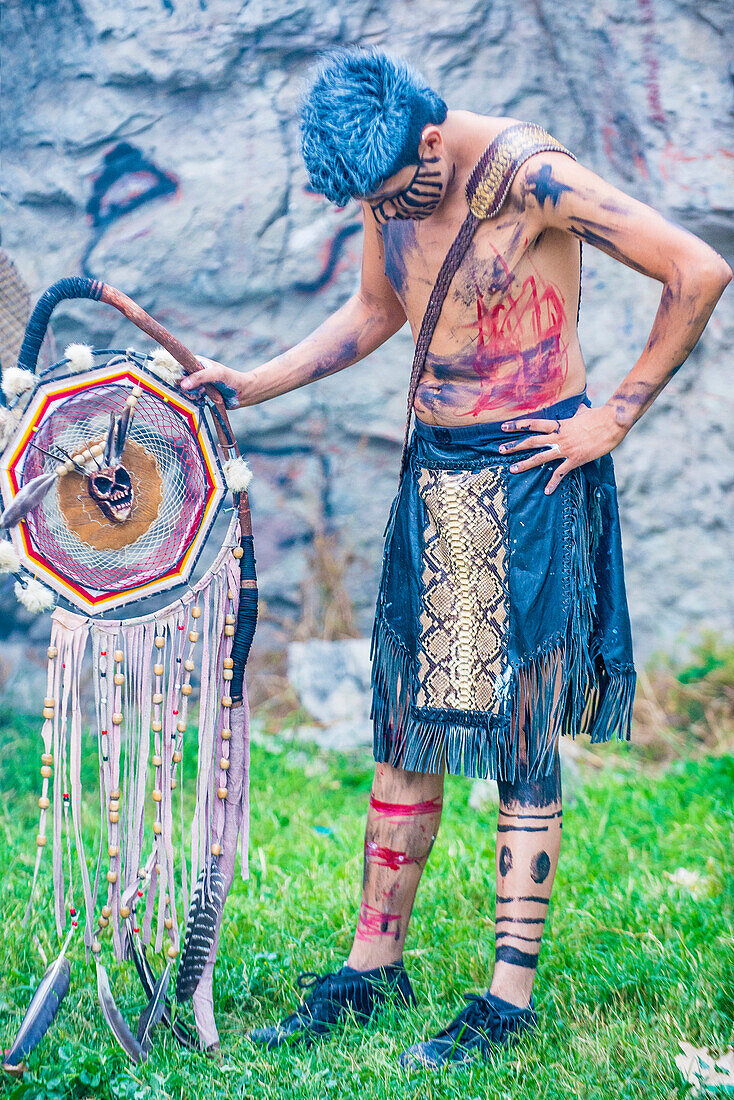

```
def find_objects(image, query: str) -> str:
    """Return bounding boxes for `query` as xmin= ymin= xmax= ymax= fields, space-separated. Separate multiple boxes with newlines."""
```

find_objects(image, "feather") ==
xmin=63 ymin=343 xmax=95 ymax=374
xmin=2 ymin=928 xmax=73 ymax=1074
xmin=1 ymin=366 xmax=35 ymax=401
xmin=114 ymin=404 xmax=131 ymax=463
xmin=15 ymin=577 xmax=55 ymax=613
xmin=175 ymin=859 xmax=225 ymax=1002
xmin=95 ymin=960 xmax=145 ymax=1063
xmin=136 ymin=964 xmax=169 ymax=1053
xmin=0 ymin=406 xmax=20 ymax=451
xmin=125 ymin=926 xmax=199 ymax=1050
xmin=103 ymin=412 xmax=117 ymax=466
xmin=222 ymin=456 xmax=253 ymax=492
xmin=0 ymin=540 xmax=20 ymax=573
xmin=1 ymin=471 xmax=58 ymax=528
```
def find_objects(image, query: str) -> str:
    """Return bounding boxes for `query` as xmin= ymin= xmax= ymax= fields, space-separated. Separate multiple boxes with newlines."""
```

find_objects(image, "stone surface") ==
xmin=1 ymin=0 xmax=733 ymax=676
xmin=287 ymin=637 xmax=373 ymax=749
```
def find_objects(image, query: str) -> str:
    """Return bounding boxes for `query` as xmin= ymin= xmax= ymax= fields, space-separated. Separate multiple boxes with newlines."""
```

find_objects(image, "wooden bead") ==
xmin=154 ymin=636 xmax=166 ymax=649
xmin=224 ymin=625 xmax=235 ymax=637
xmin=43 ymin=708 xmax=55 ymax=720
xmin=225 ymin=614 xmax=236 ymax=625
xmin=114 ymin=672 xmax=125 ymax=686
xmin=131 ymin=385 xmax=143 ymax=398
xmin=106 ymin=870 xmax=118 ymax=883
xmin=120 ymin=905 xmax=131 ymax=919
xmin=47 ymin=646 xmax=58 ymax=659
xmin=181 ymin=684 xmax=192 ymax=696
xmin=217 ymin=787 xmax=227 ymax=800
xmin=125 ymin=395 xmax=137 ymax=408
xmin=109 ymin=811 xmax=119 ymax=824
xmin=164 ymin=917 xmax=173 ymax=930
xmin=151 ymin=692 xmax=163 ymax=705
xmin=39 ymin=796 xmax=50 ymax=810
xmin=92 ymin=940 xmax=102 ymax=954
xmin=233 ymin=546 xmax=244 ymax=559
xmin=108 ymin=845 xmax=119 ymax=858
xmin=152 ymin=755 xmax=162 ymax=767
xmin=44 ymin=697 xmax=55 ymax=708
xmin=211 ymin=842 xmax=222 ymax=856
xmin=173 ymin=750 xmax=182 ymax=763
xmin=114 ymin=650 xmax=124 ymax=663
xmin=110 ymin=789 xmax=121 ymax=800
xmin=167 ymin=945 xmax=179 ymax=959
xmin=191 ymin=606 xmax=202 ymax=619
xmin=223 ymin=669 xmax=233 ymax=681
xmin=189 ymin=631 xmax=199 ymax=643
xmin=176 ymin=721 xmax=186 ymax=733
xmin=152 ymin=789 xmax=162 ymax=803
xmin=98 ymin=915 xmax=109 ymax=928
xmin=112 ymin=712 xmax=123 ymax=725
xmin=41 ymin=765 xmax=52 ymax=778
xmin=220 ymin=758 xmax=230 ymax=771
xmin=221 ymin=728 xmax=231 ymax=741
xmin=223 ymin=657 xmax=234 ymax=669
xmin=153 ymin=664 xmax=164 ymax=677
xmin=184 ymin=659 xmax=195 ymax=672
xmin=170 ymin=778 xmax=177 ymax=790
xmin=109 ymin=799 xmax=120 ymax=812
xmin=152 ymin=720 xmax=162 ymax=732
xmin=101 ymin=905 xmax=112 ymax=918
xmin=153 ymin=822 xmax=162 ymax=835
xmin=36 ymin=835 xmax=47 ymax=847
xmin=41 ymin=752 xmax=53 ymax=765
xmin=221 ymin=696 xmax=232 ymax=708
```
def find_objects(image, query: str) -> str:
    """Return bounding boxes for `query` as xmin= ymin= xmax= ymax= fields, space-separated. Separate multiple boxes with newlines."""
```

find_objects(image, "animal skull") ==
xmin=87 ymin=464 xmax=133 ymax=523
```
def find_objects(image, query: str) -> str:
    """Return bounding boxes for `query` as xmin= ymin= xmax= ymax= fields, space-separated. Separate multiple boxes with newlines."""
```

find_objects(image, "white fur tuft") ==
xmin=15 ymin=577 xmax=55 ymax=613
xmin=1 ymin=367 xmax=35 ymax=401
xmin=223 ymin=457 xmax=253 ymax=492
xmin=0 ymin=406 xmax=20 ymax=452
xmin=0 ymin=541 xmax=20 ymax=574
xmin=64 ymin=343 xmax=95 ymax=373
xmin=149 ymin=346 xmax=184 ymax=385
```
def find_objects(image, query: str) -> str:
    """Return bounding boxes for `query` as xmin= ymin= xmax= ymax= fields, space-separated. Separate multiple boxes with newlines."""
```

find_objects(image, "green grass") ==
xmin=0 ymin=709 xmax=732 ymax=1100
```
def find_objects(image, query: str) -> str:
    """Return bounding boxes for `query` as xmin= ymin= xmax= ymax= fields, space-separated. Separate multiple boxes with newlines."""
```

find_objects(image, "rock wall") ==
xmin=2 ymin=0 xmax=733 ymax=666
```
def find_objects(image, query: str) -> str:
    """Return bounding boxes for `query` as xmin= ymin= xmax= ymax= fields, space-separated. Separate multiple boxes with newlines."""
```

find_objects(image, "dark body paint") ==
xmin=499 ymin=845 xmax=513 ymax=876
xmin=530 ymin=850 xmax=551 ymax=884
xmin=497 ymin=757 xmax=562 ymax=809
xmin=523 ymin=163 xmax=573 ymax=209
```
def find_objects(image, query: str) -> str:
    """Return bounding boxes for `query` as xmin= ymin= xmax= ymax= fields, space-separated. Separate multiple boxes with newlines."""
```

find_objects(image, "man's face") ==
xmin=364 ymin=154 xmax=450 ymax=225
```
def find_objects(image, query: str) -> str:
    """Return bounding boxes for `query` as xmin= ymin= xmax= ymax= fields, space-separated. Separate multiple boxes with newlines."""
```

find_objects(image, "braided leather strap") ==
xmin=397 ymin=122 xmax=576 ymax=479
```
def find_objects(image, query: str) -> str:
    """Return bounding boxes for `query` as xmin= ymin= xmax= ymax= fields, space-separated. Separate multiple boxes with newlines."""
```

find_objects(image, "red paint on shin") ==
xmin=364 ymin=841 xmax=419 ymax=869
xmin=355 ymin=901 xmax=402 ymax=941
xmin=369 ymin=795 xmax=443 ymax=817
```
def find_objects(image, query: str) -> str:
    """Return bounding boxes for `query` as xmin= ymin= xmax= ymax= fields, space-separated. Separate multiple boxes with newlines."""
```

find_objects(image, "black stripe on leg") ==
xmin=495 ymin=944 xmax=540 ymax=968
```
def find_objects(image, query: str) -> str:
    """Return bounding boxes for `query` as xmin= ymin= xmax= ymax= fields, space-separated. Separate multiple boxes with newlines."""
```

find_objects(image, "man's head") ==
xmin=300 ymin=48 xmax=450 ymax=219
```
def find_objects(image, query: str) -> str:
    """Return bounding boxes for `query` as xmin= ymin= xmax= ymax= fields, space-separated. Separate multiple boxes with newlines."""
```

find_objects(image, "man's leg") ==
xmin=347 ymin=762 xmax=444 ymax=970
xmin=489 ymin=751 xmax=563 ymax=1007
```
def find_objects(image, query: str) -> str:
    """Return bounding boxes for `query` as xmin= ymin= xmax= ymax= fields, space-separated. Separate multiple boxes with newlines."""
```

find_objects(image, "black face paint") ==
xmin=368 ymin=157 xmax=444 ymax=225
xmin=499 ymin=845 xmax=513 ymax=876
xmin=530 ymin=850 xmax=551 ymax=884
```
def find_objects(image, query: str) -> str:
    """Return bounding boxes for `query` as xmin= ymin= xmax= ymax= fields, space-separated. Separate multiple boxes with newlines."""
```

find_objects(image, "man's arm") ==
xmin=181 ymin=204 xmax=406 ymax=405
xmin=499 ymin=151 xmax=732 ymax=493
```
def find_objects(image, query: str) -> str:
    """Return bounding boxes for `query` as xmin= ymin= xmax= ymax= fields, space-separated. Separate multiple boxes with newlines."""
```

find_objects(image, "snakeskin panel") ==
xmin=415 ymin=466 xmax=509 ymax=714
xmin=467 ymin=121 xmax=575 ymax=220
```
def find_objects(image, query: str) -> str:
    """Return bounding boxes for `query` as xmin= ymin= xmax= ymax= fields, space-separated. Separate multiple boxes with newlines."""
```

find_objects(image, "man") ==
xmin=181 ymin=48 xmax=731 ymax=1068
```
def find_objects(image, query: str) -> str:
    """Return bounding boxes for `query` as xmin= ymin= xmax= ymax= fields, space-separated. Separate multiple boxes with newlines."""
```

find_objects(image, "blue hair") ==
xmin=300 ymin=48 xmax=448 ymax=207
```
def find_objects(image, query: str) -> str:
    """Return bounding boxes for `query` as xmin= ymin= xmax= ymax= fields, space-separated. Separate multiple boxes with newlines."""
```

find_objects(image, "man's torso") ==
xmin=379 ymin=114 xmax=587 ymax=425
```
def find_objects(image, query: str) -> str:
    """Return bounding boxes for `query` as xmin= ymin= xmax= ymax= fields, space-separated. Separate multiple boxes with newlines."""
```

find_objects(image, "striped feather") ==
xmin=125 ymin=925 xmax=199 ymax=1050
xmin=136 ymin=964 xmax=169 ymax=1053
xmin=2 ymin=932 xmax=72 ymax=1074
xmin=175 ymin=859 xmax=224 ymax=1002
xmin=95 ymin=960 xmax=145 ymax=1063
xmin=1 ymin=471 xmax=57 ymax=528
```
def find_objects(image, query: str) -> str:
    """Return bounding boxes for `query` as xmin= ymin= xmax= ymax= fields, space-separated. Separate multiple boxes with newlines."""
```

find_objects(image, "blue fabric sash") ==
xmin=371 ymin=389 xmax=636 ymax=781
